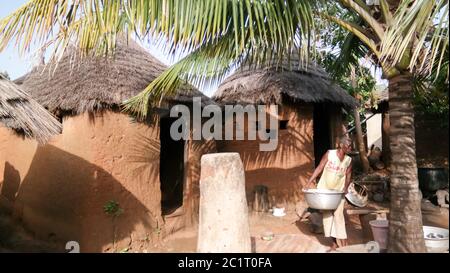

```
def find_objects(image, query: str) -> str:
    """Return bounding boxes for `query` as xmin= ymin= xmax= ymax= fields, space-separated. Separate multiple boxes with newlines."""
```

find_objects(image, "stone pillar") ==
xmin=197 ymin=153 xmax=251 ymax=253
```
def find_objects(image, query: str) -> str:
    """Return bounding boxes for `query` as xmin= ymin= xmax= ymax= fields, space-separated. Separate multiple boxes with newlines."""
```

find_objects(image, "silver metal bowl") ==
xmin=423 ymin=226 xmax=449 ymax=253
xmin=345 ymin=183 xmax=368 ymax=207
xmin=303 ymin=189 xmax=344 ymax=210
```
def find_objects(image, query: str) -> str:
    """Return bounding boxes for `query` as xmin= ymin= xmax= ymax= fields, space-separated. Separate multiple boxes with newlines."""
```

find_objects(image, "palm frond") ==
xmin=380 ymin=0 xmax=449 ymax=78
xmin=121 ymin=0 xmax=318 ymax=117
xmin=122 ymin=30 xmax=298 ymax=118
xmin=320 ymin=13 xmax=380 ymax=59
xmin=339 ymin=0 xmax=385 ymax=40
xmin=379 ymin=0 xmax=393 ymax=25
xmin=331 ymin=31 xmax=370 ymax=77
xmin=0 ymin=0 xmax=134 ymax=60
xmin=1 ymin=0 xmax=316 ymax=59
xmin=1 ymin=0 xmax=317 ymax=118
xmin=0 ymin=0 xmax=71 ymax=54
xmin=127 ymin=0 xmax=317 ymax=65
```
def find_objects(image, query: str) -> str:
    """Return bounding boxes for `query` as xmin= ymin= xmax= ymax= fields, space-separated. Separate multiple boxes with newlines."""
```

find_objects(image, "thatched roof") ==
xmin=0 ymin=73 xmax=62 ymax=144
xmin=213 ymin=60 xmax=358 ymax=108
xmin=16 ymin=39 xmax=212 ymax=116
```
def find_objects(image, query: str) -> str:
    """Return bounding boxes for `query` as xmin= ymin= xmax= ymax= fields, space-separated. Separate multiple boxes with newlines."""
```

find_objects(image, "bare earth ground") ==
xmin=0 ymin=212 xmax=61 ymax=253
xmin=156 ymin=204 xmax=369 ymax=253
xmin=7 ymin=200 xmax=444 ymax=253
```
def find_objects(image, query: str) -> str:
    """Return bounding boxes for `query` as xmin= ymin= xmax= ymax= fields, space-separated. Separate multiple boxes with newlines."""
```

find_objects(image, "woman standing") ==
xmin=304 ymin=137 xmax=353 ymax=251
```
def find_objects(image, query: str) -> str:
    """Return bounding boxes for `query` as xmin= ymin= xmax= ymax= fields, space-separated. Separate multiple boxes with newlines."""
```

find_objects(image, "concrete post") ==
xmin=197 ymin=153 xmax=251 ymax=253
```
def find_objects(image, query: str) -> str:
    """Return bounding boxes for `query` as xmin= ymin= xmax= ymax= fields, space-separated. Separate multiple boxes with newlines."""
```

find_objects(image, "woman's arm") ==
xmin=304 ymin=151 xmax=329 ymax=189
xmin=344 ymin=163 xmax=353 ymax=193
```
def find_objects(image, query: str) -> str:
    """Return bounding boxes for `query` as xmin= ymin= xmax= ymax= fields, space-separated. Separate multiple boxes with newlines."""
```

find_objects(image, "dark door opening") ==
xmin=160 ymin=116 xmax=185 ymax=215
xmin=313 ymin=104 xmax=332 ymax=167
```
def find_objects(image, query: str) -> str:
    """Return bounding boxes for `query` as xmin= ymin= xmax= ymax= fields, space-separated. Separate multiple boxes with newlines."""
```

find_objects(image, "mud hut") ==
xmin=0 ymin=73 xmax=61 ymax=143
xmin=213 ymin=61 xmax=357 ymax=209
xmin=0 ymin=39 xmax=216 ymax=252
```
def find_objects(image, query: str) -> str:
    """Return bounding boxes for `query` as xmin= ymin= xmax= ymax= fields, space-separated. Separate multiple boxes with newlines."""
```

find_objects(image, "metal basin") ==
xmin=345 ymin=183 xmax=368 ymax=207
xmin=303 ymin=189 xmax=344 ymax=210
xmin=423 ymin=226 xmax=449 ymax=253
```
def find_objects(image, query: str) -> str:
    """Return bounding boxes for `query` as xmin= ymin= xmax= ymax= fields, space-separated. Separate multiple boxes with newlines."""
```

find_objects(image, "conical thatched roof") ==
xmin=0 ymin=73 xmax=62 ymax=144
xmin=213 ymin=60 xmax=358 ymax=108
xmin=16 ymin=39 xmax=212 ymax=116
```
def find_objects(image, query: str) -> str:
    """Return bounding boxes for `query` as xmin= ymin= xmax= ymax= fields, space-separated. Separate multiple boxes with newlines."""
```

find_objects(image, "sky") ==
xmin=0 ymin=0 xmax=31 ymax=80
xmin=0 ymin=1 xmax=386 ymax=96
xmin=0 ymin=1 xmax=173 ymax=76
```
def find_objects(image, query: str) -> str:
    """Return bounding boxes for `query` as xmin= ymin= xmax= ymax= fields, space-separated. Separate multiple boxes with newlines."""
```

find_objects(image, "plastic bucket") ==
xmin=369 ymin=220 xmax=389 ymax=251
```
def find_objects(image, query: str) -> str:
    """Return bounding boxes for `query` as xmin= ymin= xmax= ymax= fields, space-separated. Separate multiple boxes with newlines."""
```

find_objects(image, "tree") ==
xmin=320 ymin=0 xmax=448 ymax=253
xmin=350 ymin=66 xmax=371 ymax=174
xmin=0 ymin=0 xmax=316 ymax=117
xmin=1 ymin=0 xmax=448 ymax=252
xmin=317 ymin=56 xmax=375 ymax=174
xmin=413 ymin=48 xmax=449 ymax=127
xmin=316 ymin=13 xmax=377 ymax=174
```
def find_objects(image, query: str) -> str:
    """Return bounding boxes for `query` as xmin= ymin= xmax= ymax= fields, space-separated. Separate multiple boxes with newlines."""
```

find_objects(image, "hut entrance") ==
xmin=313 ymin=104 xmax=332 ymax=167
xmin=160 ymin=116 xmax=185 ymax=215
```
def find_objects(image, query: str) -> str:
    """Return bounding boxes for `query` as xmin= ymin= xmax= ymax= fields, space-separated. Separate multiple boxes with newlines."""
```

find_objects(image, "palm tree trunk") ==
xmin=353 ymin=108 xmax=370 ymax=173
xmin=387 ymin=72 xmax=426 ymax=253
xmin=381 ymin=111 xmax=391 ymax=166
xmin=350 ymin=66 xmax=370 ymax=173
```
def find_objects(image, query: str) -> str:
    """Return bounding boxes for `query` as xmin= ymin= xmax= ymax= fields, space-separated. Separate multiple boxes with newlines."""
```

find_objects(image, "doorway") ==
xmin=313 ymin=104 xmax=332 ymax=167
xmin=160 ymin=116 xmax=185 ymax=215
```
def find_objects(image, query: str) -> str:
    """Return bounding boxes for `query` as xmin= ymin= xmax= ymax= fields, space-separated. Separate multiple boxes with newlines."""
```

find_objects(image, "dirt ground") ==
xmin=4 ymin=200 xmax=445 ymax=253
xmin=155 ymin=203 xmax=369 ymax=253
xmin=0 ymin=212 xmax=61 ymax=253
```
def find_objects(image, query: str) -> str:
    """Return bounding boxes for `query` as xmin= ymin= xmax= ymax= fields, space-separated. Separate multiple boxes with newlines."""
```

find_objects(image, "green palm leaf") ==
xmin=380 ymin=0 xmax=449 ymax=78
xmin=1 ymin=0 xmax=317 ymax=117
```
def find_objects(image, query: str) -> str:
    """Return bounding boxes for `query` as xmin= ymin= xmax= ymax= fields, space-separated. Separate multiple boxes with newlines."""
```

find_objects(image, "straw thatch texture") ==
xmin=0 ymin=73 xmax=62 ymax=143
xmin=17 ymin=39 xmax=212 ymax=116
xmin=213 ymin=60 xmax=358 ymax=108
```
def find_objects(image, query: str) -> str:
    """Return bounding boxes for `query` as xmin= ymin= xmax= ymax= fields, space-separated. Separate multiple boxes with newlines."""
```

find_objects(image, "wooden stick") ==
xmin=346 ymin=209 xmax=390 ymax=215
